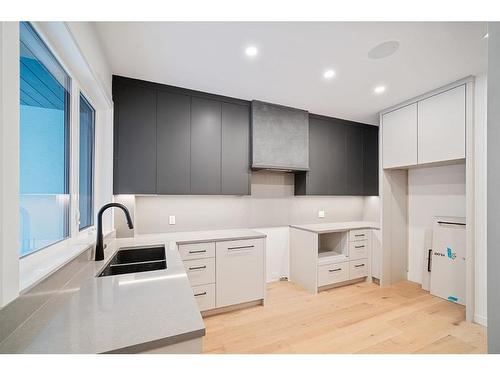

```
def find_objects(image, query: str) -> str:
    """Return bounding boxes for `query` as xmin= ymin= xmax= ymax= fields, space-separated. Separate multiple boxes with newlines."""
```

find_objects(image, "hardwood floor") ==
xmin=202 ymin=280 xmax=486 ymax=354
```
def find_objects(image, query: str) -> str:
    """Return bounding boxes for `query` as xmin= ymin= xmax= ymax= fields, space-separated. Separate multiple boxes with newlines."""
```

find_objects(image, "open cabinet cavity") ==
xmin=318 ymin=232 xmax=348 ymax=265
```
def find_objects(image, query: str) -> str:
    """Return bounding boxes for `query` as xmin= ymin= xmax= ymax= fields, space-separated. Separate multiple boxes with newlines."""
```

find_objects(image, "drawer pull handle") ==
xmin=354 ymin=234 xmax=365 ymax=237
xmin=228 ymin=245 xmax=255 ymax=251
xmin=354 ymin=264 xmax=365 ymax=268
xmin=194 ymin=292 xmax=207 ymax=297
xmin=189 ymin=265 xmax=207 ymax=271
xmin=355 ymin=245 xmax=365 ymax=249
xmin=329 ymin=268 xmax=342 ymax=272
xmin=189 ymin=250 xmax=206 ymax=254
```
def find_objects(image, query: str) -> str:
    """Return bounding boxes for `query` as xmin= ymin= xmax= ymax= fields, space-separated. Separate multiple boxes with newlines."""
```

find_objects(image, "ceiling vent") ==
xmin=368 ymin=40 xmax=400 ymax=59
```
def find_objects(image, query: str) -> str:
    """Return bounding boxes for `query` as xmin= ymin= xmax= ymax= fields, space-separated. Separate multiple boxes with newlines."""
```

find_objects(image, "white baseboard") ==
xmin=474 ymin=313 xmax=487 ymax=327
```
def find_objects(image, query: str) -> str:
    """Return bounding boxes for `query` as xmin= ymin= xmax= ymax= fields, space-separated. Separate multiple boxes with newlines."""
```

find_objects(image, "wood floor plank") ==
xmin=202 ymin=280 xmax=486 ymax=354
xmin=414 ymin=335 xmax=476 ymax=354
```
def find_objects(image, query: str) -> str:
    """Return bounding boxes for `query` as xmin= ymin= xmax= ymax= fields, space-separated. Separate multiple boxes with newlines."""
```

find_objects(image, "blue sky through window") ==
xmin=19 ymin=22 xmax=71 ymax=257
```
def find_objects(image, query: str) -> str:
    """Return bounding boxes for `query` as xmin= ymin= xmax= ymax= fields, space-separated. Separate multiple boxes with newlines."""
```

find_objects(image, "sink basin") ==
xmin=98 ymin=245 xmax=166 ymax=277
xmin=112 ymin=245 xmax=166 ymax=265
xmin=99 ymin=260 xmax=167 ymax=277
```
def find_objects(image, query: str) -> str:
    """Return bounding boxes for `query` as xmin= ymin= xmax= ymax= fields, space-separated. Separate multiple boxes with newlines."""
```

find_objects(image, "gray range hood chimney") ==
xmin=251 ymin=101 xmax=309 ymax=172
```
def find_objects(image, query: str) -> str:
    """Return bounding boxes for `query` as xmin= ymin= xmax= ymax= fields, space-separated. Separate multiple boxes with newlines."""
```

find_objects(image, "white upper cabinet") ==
xmin=417 ymin=85 xmax=466 ymax=164
xmin=382 ymin=103 xmax=418 ymax=168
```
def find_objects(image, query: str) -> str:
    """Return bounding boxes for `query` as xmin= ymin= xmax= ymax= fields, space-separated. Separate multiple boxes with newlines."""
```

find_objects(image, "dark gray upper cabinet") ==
xmin=156 ymin=91 xmax=191 ymax=194
xmin=222 ymin=102 xmax=250 ymax=195
xmin=295 ymin=114 xmax=378 ymax=196
xmin=346 ymin=125 xmax=364 ymax=195
xmin=302 ymin=117 xmax=336 ymax=195
xmin=113 ymin=76 xmax=251 ymax=196
xmin=251 ymin=101 xmax=309 ymax=171
xmin=113 ymin=83 xmax=157 ymax=194
xmin=329 ymin=120 xmax=348 ymax=194
xmin=190 ymin=97 xmax=222 ymax=195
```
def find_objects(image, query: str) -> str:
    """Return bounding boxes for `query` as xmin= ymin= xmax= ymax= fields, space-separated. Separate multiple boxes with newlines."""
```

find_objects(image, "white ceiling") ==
xmin=94 ymin=22 xmax=487 ymax=125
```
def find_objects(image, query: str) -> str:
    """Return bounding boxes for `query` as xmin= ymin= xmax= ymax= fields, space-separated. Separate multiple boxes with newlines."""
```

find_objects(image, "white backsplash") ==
xmin=120 ymin=171 xmax=366 ymax=235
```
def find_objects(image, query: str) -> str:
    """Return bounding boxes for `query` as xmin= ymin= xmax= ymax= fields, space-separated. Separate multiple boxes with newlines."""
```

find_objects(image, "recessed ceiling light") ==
xmin=374 ymin=86 xmax=386 ymax=94
xmin=323 ymin=69 xmax=336 ymax=79
xmin=483 ymin=32 xmax=489 ymax=39
xmin=245 ymin=46 xmax=258 ymax=57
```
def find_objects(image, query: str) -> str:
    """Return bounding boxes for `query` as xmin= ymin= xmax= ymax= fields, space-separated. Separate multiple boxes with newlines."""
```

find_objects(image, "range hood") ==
xmin=251 ymin=101 xmax=309 ymax=171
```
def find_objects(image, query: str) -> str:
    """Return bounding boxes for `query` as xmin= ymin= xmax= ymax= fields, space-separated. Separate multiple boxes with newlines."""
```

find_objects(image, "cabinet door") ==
xmin=308 ymin=117 xmax=333 ymax=195
xmin=329 ymin=120 xmax=348 ymax=195
xmin=114 ymin=84 xmax=157 ymax=194
xmin=418 ymin=85 xmax=466 ymax=164
xmin=156 ymin=91 xmax=191 ymax=194
xmin=190 ymin=97 xmax=222 ymax=194
xmin=363 ymin=126 xmax=379 ymax=195
xmin=346 ymin=125 xmax=364 ymax=195
xmin=216 ymin=238 xmax=265 ymax=308
xmin=221 ymin=102 xmax=250 ymax=195
xmin=382 ymin=103 xmax=418 ymax=168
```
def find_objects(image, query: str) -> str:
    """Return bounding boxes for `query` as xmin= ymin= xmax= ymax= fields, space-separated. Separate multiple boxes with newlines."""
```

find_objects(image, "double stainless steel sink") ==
xmin=98 ymin=245 xmax=167 ymax=277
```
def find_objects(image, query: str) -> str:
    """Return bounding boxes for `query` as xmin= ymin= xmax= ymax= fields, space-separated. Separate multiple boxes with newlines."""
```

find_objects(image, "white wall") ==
xmin=474 ymin=72 xmax=488 ymax=326
xmin=363 ymin=196 xmax=380 ymax=222
xmin=255 ymin=227 xmax=290 ymax=282
xmin=0 ymin=22 xmax=20 ymax=307
xmin=408 ymin=163 xmax=466 ymax=284
xmin=65 ymin=22 xmax=113 ymax=100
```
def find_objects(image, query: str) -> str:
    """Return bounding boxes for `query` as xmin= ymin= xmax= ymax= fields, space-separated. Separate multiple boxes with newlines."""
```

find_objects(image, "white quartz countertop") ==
xmin=0 ymin=228 xmax=266 ymax=354
xmin=289 ymin=221 xmax=380 ymax=234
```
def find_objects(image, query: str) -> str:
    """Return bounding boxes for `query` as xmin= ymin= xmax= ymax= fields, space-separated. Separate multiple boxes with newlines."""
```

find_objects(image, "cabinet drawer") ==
xmin=216 ymin=238 xmax=265 ymax=308
xmin=349 ymin=229 xmax=369 ymax=242
xmin=317 ymin=262 xmax=349 ymax=287
xmin=184 ymin=258 xmax=215 ymax=287
xmin=349 ymin=240 xmax=368 ymax=260
xmin=192 ymin=283 xmax=215 ymax=312
xmin=178 ymin=242 xmax=215 ymax=261
xmin=349 ymin=259 xmax=368 ymax=279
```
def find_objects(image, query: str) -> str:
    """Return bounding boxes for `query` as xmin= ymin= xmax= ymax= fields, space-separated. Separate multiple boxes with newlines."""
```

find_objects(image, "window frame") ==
xmin=19 ymin=21 xmax=73 ymax=258
xmin=78 ymin=92 xmax=96 ymax=231
xmin=18 ymin=22 xmax=100 ymax=260
xmin=15 ymin=21 xmax=114 ymax=293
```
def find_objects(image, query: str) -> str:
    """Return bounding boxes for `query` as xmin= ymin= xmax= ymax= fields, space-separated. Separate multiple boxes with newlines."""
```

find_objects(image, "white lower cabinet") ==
xmin=192 ymin=283 xmax=216 ymax=311
xmin=178 ymin=242 xmax=216 ymax=261
xmin=180 ymin=237 xmax=265 ymax=313
xmin=349 ymin=259 xmax=368 ymax=279
xmin=216 ymin=238 xmax=265 ymax=308
xmin=316 ymin=229 xmax=371 ymax=290
xmin=349 ymin=240 xmax=368 ymax=260
xmin=318 ymin=262 xmax=349 ymax=287
xmin=184 ymin=257 xmax=215 ymax=286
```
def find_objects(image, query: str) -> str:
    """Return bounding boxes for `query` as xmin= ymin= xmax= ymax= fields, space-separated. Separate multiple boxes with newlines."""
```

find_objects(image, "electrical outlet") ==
xmin=169 ymin=215 xmax=176 ymax=225
xmin=318 ymin=210 xmax=325 ymax=218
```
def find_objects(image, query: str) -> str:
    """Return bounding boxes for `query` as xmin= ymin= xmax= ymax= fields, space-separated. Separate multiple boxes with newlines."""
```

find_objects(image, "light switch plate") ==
xmin=169 ymin=215 xmax=176 ymax=225
xmin=318 ymin=210 xmax=325 ymax=218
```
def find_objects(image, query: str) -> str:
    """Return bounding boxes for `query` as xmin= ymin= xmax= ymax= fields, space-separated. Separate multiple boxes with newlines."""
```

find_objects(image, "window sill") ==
xmin=19 ymin=229 xmax=115 ymax=293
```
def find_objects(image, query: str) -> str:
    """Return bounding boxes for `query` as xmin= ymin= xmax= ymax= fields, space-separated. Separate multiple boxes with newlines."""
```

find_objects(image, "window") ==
xmin=79 ymin=94 xmax=95 ymax=230
xmin=19 ymin=22 xmax=71 ymax=257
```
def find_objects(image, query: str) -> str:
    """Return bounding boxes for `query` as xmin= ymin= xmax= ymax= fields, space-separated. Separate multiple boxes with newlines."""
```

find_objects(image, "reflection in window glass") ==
xmin=19 ymin=22 xmax=71 ymax=257
xmin=79 ymin=95 xmax=95 ymax=230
